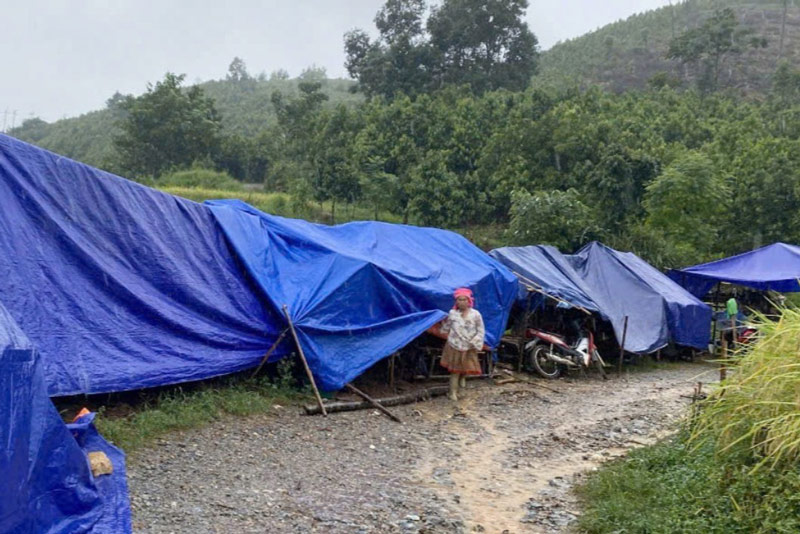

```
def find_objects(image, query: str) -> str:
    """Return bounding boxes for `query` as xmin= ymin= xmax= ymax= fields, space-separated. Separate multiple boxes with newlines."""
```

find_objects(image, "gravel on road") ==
xmin=128 ymin=361 xmax=717 ymax=534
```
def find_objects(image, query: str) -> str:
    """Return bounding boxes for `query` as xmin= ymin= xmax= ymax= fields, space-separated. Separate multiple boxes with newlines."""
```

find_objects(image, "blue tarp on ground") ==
xmin=488 ymin=245 xmax=601 ymax=314
xmin=668 ymin=242 xmax=800 ymax=297
xmin=490 ymin=243 xmax=711 ymax=353
xmin=207 ymin=200 xmax=519 ymax=391
xmin=568 ymin=242 xmax=711 ymax=352
xmin=0 ymin=300 xmax=131 ymax=534
xmin=0 ymin=134 xmax=283 ymax=396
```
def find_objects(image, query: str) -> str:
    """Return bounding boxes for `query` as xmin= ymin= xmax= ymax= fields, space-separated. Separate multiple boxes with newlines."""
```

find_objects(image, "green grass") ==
xmin=577 ymin=430 xmax=800 ymax=534
xmin=90 ymin=369 xmax=309 ymax=453
xmin=159 ymin=186 xmax=405 ymax=226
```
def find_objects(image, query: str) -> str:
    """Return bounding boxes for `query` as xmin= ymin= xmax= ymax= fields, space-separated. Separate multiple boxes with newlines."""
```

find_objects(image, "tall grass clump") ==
xmin=693 ymin=307 xmax=800 ymax=471
xmin=577 ymin=308 xmax=800 ymax=533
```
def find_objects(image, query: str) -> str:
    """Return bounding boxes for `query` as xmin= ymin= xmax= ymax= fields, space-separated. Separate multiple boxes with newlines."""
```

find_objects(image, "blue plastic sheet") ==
xmin=491 ymin=243 xmax=710 ymax=353
xmin=0 ymin=301 xmax=131 ymax=534
xmin=489 ymin=245 xmax=601 ymax=314
xmin=568 ymin=242 xmax=711 ymax=352
xmin=668 ymin=242 xmax=800 ymax=297
xmin=207 ymin=200 xmax=518 ymax=391
xmin=0 ymin=134 xmax=283 ymax=395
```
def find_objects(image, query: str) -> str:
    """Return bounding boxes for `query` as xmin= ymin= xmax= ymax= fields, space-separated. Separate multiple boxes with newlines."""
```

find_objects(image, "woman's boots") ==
xmin=448 ymin=373 xmax=459 ymax=401
xmin=459 ymin=374 xmax=467 ymax=389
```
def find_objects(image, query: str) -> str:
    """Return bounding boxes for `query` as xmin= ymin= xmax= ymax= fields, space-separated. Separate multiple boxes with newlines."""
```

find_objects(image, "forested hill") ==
xmin=8 ymin=71 xmax=360 ymax=170
xmin=539 ymin=0 xmax=800 ymax=93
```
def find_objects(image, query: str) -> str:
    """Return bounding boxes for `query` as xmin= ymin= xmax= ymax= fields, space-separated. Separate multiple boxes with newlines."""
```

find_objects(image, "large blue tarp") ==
xmin=0 ymin=300 xmax=131 ymax=534
xmin=568 ymin=242 xmax=711 ymax=352
xmin=489 ymin=245 xmax=601 ymax=313
xmin=490 ymin=243 xmax=711 ymax=352
xmin=668 ymin=242 xmax=800 ymax=297
xmin=0 ymin=134 xmax=283 ymax=396
xmin=206 ymin=200 xmax=518 ymax=391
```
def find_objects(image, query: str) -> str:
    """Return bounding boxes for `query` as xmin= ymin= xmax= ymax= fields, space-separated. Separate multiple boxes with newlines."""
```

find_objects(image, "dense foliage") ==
xmin=9 ymin=0 xmax=800 ymax=270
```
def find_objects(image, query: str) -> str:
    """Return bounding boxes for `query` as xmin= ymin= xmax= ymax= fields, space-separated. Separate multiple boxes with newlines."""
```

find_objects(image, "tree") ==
xmin=507 ymin=189 xmax=596 ymax=251
xmin=310 ymin=105 xmax=362 ymax=223
xmin=644 ymin=152 xmax=729 ymax=264
xmin=344 ymin=0 xmax=431 ymax=98
xmin=226 ymin=57 xmax=251 ymax=83
xmin=113 ymin=73 xmax=222 ymax=178
xmin=666 ymin=8 xmax=767 ymax=94
xmin=427 ymin=0 xmax=539 ymax=93
xmin=344 ymin=0 xmax=538 ymax=98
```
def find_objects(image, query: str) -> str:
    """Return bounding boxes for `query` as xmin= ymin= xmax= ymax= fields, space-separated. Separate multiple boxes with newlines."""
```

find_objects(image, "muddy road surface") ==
xmin=128 ymin=361 xmax=717 ymax=533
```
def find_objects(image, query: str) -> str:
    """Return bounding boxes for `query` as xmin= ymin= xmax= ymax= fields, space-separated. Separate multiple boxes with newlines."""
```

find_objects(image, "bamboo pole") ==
xmin=250 ymin=329 xmax=288 ymax=378
xmin=512 ymin=270 xmax=592 ymax=315
xmin=346 ymin=383 xmax=402 ymax=423
xmin=618 ymin=316 xmax=629 ymax=375
xmin=282 ymin=304 xmax=327 ymax=416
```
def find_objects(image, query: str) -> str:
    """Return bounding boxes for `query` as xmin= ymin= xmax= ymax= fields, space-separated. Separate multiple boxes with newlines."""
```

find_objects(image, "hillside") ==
xmin=539 ymin=0 xmax=800 ymax=93
xmin=8 ymin=74 xmax=360 ymax=170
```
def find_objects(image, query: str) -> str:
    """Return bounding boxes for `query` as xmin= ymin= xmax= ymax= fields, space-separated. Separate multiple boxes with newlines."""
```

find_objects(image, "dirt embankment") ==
xmin=128 ymin=362 xmax=716 ymax=534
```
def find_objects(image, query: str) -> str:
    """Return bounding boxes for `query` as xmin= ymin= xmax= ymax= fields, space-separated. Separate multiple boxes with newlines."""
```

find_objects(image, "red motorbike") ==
xmin=523 ymin=328 xmax=608 ymax=379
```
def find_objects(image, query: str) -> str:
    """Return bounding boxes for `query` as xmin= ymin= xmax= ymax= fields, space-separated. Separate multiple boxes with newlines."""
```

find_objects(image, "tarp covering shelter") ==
xmin=207 ymin=200 xmax=519 ymax=391
xmin=0 ymin=134 xmax=284 ymax=396
xmin=569 ymin=242 xmax=711 ymax=352
xmin=668 ymin=242 xmax=800 ymax=297
xmin=488 ymin=245 xmax=601 ymax=313
xmin=490 ymin=242 xmax=711 ymax=353
xmin=0 ymin=300 xmax=131 ymax=534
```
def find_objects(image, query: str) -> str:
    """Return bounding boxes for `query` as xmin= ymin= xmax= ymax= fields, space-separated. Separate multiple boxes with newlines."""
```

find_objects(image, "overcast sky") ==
xmin=1 ymin=0 xmax=672 ymax=125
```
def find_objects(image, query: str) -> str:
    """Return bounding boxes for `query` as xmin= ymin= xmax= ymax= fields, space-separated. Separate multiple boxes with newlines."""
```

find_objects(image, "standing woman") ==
xmin=440 ymin=288 xmax=485 ymax=401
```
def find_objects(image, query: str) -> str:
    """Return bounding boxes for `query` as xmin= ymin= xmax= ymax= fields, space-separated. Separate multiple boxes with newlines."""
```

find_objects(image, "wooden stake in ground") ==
xmin=618 ymin=316 xmax=629 ymax=375
xmin=346 ymin=383 xmax=402 ymax=423
xmin=720 ymin=336 xmax=728 ymax=382
xmin=251 ymin=328 xmax=288 ymax=378
xmin=282 ymin=304 xmax=327 ymax=416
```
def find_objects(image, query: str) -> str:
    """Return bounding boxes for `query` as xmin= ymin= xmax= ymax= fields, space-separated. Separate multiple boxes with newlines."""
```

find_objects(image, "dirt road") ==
xmin=128 ymin=361 xmax=717 ymax=533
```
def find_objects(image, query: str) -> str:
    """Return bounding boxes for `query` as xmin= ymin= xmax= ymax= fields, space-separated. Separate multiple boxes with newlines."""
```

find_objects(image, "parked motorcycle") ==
xmin=523 ymin=328 xmax=608 ymax=379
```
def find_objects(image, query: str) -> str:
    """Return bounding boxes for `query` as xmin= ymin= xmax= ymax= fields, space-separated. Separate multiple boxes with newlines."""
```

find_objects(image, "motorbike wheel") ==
xmin=528 ymin=344 xmax=562 ymax=379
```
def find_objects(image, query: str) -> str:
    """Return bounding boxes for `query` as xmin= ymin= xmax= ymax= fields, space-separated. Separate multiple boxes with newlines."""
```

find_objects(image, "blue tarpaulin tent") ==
xmin=0 ymin=300 xmax=131 ymax=534
xmin=488 ymin=245 xmax=601 ymax=314
xmin=0 ymin=134 xmax=284 ymax=396
xmin=569 ymin=242 xmax=711 ymax=352
xmin=490 ymin=243 xmax=711 ymax=353
xmin=207 ymin=200 xmax=519 ymax=391
xmin=668 ymin=242 xmax=800 ymax=297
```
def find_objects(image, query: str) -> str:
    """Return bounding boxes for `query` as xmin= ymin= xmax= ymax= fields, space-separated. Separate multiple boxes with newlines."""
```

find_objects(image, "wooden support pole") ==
xmin=251 ymin=329 xmax=288 ymax=378
xmin=618 ymin=316 xmax=629 ymax=375
xmin=346 ymin=383 xmax=402 ymax=423
xmin=389 ymin=353 xmax=396 ymax=391
xmin=282 ymin=304 xmax=327 ymax=417
xmin=720 ymin=336 xmax=728 ymax=382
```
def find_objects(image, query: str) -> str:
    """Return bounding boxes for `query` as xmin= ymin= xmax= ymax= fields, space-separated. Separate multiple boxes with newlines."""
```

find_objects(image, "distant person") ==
xmin=440 ymin=288 xmax=485 ymax=401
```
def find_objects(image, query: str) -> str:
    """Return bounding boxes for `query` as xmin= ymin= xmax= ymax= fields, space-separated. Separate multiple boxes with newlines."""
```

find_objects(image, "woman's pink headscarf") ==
xmin=453 ymin=287 xmax=474 ymax=308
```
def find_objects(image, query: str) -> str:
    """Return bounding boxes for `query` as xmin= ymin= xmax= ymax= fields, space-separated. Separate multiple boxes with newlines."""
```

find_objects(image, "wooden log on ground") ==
xmin=304 ymin=386 xmax=449 ymax=416
xmin=346 ymin=383 xmax=402 ymax=423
